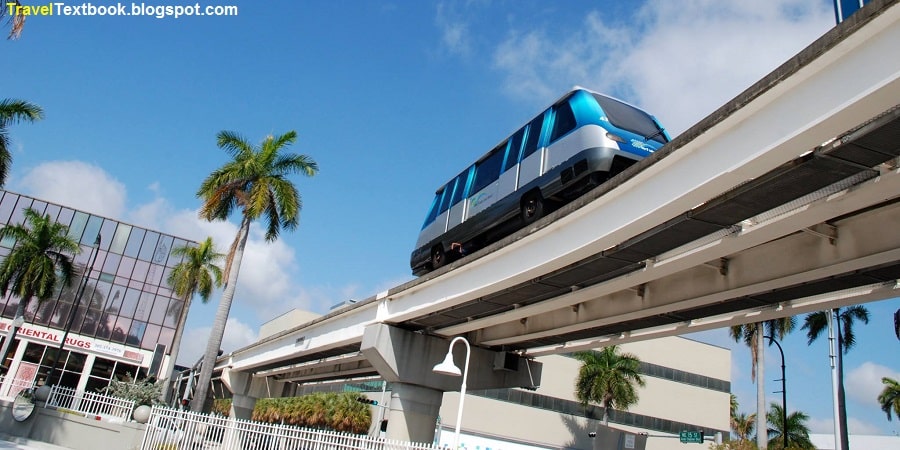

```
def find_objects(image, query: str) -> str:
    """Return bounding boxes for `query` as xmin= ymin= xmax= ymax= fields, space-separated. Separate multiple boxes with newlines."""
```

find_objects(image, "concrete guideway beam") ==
xmin=360 ymin=323 xmax=541 ymax=392
xmin=477 ymin=194 xmax=900 ymax=350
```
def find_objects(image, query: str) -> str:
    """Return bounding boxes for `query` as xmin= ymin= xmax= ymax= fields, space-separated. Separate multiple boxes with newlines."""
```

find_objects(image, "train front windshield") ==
xmin=592 ymin=94 xmax=667 ymax=144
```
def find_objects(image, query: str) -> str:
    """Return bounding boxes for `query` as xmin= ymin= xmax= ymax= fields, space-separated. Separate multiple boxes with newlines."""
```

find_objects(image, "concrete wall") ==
xmin=0 ymin=399 xmax=145 ymax=450
xmin=258 ymin=309 xmax=322 ymax=340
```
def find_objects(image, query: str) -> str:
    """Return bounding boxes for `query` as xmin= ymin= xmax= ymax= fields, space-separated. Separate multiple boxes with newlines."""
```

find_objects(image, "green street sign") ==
xmin=679 ymin=430 xmax=704 ymax=444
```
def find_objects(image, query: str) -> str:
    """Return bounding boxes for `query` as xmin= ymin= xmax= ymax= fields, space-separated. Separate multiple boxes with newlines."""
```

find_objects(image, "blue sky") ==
xmin=4 ymin=0 xmax=898 ymax=437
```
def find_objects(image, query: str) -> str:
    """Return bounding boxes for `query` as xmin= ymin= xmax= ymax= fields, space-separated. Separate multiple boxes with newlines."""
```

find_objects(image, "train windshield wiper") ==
xmin=643 ymin=127 xmax=667 ymax=143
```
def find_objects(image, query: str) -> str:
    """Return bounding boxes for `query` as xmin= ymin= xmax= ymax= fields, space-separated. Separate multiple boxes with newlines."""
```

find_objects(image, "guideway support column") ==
xmin=361 ymin=323 xmax=542 ymax=444
xmin=220 ymin=368 xmax=291 ymax=419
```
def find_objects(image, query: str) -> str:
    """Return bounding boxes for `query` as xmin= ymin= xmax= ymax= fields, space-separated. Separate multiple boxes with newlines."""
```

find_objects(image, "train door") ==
xmin=543 ymin=97 xmax=579 ymax=171
xmin=446 ymin=171 xmax=470 ymax=230
xmin=496 ymin=138 xmax=518 ymax=202
xmin=517 ymin=112 xmax=549 ymax=188
xmin=466 ymin=144 xmax=506 ymax=218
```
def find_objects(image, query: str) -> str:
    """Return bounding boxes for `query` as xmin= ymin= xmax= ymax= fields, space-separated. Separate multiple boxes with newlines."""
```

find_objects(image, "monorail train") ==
xmin=410 ymin=87 xmax=670 ymax=276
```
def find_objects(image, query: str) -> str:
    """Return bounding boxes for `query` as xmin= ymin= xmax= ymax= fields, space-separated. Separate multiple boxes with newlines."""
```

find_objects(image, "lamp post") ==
xmin=47 ymin=235 xmax=101 ymax=386
xmin=432 ymin=336 xmax=471 ymax=450
xmin=764 ymin=334 xmax=787 ymax=450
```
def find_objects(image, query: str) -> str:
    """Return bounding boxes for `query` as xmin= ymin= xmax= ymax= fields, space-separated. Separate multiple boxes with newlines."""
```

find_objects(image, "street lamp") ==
xmin=764 ymin=334 xmax=787 ymax=450
xmin=47 ymin=235 xmax=101 ymax=386
xmin=432 ymin=336 xmax=471 ymax=450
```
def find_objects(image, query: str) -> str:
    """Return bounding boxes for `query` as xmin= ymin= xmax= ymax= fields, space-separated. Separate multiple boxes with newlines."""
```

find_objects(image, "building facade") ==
xmin=0 ymin=190 xmax=194 ymax=397
xmin=430 ymin=337 xmax=731 ymax=450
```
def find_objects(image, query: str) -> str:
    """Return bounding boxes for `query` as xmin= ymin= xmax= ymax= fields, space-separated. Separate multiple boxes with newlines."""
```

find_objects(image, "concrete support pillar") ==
xmin=221 ymin=368 xmax=288 ymax=420
xmin=384 ymin=382 xmax=444 ymax=443
xmin=361 ymin=323 xmax=542 ymax=445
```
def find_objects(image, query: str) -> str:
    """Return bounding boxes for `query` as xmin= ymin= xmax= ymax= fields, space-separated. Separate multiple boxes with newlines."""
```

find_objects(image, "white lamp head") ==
xmin=432 ymin=352 xmax=461 ymax=376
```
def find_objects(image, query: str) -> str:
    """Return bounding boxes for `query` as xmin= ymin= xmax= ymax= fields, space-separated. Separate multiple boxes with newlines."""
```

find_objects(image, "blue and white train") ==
xmin=410 ymin=87 xmax=670 ymax=276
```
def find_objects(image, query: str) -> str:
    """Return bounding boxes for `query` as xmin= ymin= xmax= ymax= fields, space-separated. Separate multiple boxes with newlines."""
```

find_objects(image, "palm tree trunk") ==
xmin=601 ymin=399 xmax=609 ymax=426
xmin=0 ymin=299 xmax=28 ymax=372
xmin=755 ymin=327 xmax=767 ymax=450
xmin=190 ymin=217 xmax=250 ymax=412
xmin=160 ymin=293 xmax=192 ymax=403
xmin=834 ymin=309 xmax=850 ymax=450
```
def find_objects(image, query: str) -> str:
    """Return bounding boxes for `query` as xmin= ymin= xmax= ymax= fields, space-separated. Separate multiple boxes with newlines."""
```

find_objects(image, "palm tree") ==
xmin=1 ymin=2 xmax=26 ymax=39
xmin=878 ymin=376 xmax=900 ymax=421
xmin=766 ymin=402 xmax=813 ymax=450
xmin=190 ymin=130 xmax=318 ymax=412
xmin=730 ymin=318 xmax=794 ymax=450
xmin=802 ymin=305 xmax=869 ymax=450
xmin=730 ymin=394 xmax=756 ymax=444
xmin=732 ymin=411 xmax=757 ymax=444
xmin=0 ymin=208 xmax=80 ymax=370
xmin=0 ymin=99 xmax=43 ymax=186
xmin=573 ymin=345 xmax=645 ymax=426
xmin=162 ymin=237 xmax=223 ymax=401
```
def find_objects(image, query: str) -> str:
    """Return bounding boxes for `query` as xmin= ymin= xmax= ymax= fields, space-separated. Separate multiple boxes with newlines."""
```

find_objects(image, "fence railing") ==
xmin=45 ymin=384 xmax=135 ymax=422
xmin=141 ymin=405 xmax=440 ymax=450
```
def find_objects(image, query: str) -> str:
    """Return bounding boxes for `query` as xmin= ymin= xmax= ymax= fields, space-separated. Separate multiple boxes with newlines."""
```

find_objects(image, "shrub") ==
xmin=101 ymin=373 xmax=163 ymax=407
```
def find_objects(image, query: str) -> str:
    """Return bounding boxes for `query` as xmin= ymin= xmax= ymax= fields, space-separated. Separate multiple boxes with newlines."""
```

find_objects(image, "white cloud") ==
xmin=807 ymin=415 xmax=886 ymax=435
xmin=435 ymin=2 xmax=473 ymax=57
xmin=177 ymin=317 xmax=259 ymax=366
xmin=10 ymin=160 xmax=345 ymax=337
xmin=13 ymin=160 xmax=127 ymax=218
xmin=490 ymin=0 xmax=832 ymax=135
xmin=845 ymin=362 xmax=900 ymax=407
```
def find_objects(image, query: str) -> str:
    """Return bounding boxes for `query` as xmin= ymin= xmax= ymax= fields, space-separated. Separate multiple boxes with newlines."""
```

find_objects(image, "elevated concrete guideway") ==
xmin=216 ymin=0 xmax=900 ymax=443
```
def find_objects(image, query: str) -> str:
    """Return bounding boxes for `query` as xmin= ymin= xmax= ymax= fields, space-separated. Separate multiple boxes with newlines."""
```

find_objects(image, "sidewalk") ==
xmin=0 ymin=434 xmax=73 ymax=450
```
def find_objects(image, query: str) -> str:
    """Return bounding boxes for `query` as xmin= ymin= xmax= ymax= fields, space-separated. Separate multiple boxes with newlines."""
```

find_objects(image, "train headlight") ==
xmin=606 ymin=132 xmax=626 ymax=143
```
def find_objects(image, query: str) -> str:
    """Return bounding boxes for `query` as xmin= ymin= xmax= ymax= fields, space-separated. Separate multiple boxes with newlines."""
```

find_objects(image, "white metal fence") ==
xmin=141 ymin=405 xmax=440 ymax=450
xmin=44 ymin=384 xmax=135 ymax=422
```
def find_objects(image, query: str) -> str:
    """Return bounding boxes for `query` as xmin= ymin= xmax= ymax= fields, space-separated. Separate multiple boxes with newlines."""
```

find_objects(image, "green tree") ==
xmin=765 ymin=402 xmax=813 ymax=450
xmin=730 ymin=394 xmax=756 ymax=444
xmin=0 ymin=99 xmax=43 ymax=185
xmin=162 ymin=237 xmax=224 ymax=401
xmin=573 ymin=345 xmax=645 ymax=426
xmin=190 ymin=130 xmax=318 ymax=412
xmin=802 ymin=305 xmax=869 ymax=450
xmin=0 ymin=208 xmax=80 ymax=369
xmin=730 ymin=318 xmax=794 ymax=450
xmin=878 ymin=376 xmax=900 ymax=421
xmin=732 ymin=411 xmax=757 ymax=443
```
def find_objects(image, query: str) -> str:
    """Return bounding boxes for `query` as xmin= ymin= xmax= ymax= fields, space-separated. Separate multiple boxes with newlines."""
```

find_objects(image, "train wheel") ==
xmin=431 ymin=245 xmax=446 ymax=270
xmin=521 ymin=192 xmax=544 ymax=225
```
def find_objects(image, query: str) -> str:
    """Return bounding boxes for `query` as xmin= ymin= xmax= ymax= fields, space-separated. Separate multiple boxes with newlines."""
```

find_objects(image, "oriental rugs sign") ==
xmin=0 ymin=320 xmax=145 ymax=363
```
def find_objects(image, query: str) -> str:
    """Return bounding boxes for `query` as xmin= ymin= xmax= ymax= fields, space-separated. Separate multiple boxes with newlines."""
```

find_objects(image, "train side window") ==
xmin=449 ymin=171 xmax=468 ymax=206
xmin=471 ymin=147 xmax=505 ymax=194
xmin=521 ymin=115 xmax=544 ymax=159
xmin=504 ymin=129 xmax=524 ymax=172
xmin=437 ymin=179 xmax=456 ymax=214
xmin=549 ymin=100 xmax=577 ymax=143
xmin=422 ymin=189 xmax=444 ymax=227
